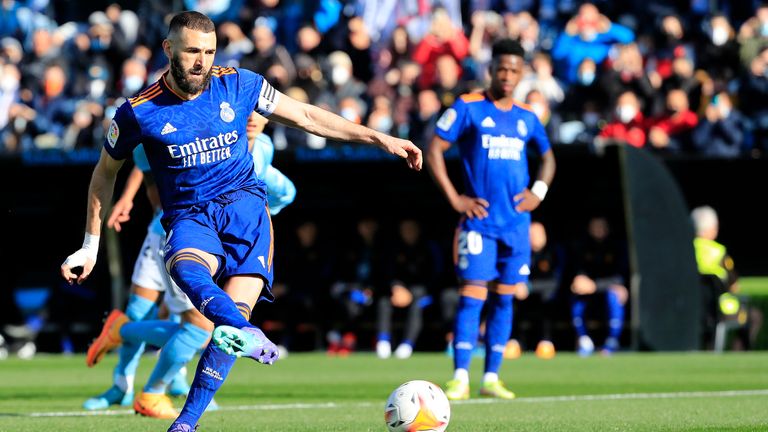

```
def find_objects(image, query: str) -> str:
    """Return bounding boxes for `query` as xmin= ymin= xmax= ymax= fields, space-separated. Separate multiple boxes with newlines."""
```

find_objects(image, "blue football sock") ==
xmin=174 ymin=344 xmax=235 ymax=426
xmin=484 ymin=293 xmax=513 ymax=374
xmin=453 ymin=295 xmax=484 ymax=372
xmin=606 ymin=290 xmax=625 ymax=340
xmin=121 ymin=320 xmax=180 ymax=348
xmin=114 ymin=294 xmax=157 ymax=392
xmin=377 ymin=332 xmax=391 ymax=342
xmin=144 ymin=322 xmax=210 ymax=394
xmin=169 ymin=257 xmax=252 ymax=329
xmin=571 ymin=298 xmax=588 ymax=338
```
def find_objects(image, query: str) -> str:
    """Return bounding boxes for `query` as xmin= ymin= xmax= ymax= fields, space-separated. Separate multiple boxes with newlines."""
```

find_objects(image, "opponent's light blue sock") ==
xmin=606 ymin=290 xmax=625 ymax=341
xmin=114 ymin=294 xmax=157 ymax=392
xmin=571 ymin=298 xmax=588 ymax=338
xmin=484 ymin=293 xmax=513 ymax=374
xmin=144 ymin=322 xmax=210 ymax=394
xmin=121 ymin=320 xmax=180 ymax=348
xmin=169 ymin=257 xmax=252 ymax=329
xmin=453 ymin=295 xmax=484 ymax=372
xmin=172 ymin=344 xmax=235 ymax=427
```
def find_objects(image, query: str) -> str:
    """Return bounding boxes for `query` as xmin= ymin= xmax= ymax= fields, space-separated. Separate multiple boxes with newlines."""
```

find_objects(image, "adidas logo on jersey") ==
xmin=519 ymin=264 xmax=531 ymax=276
xmin=481 ymin=116 xmax=496 ymax=128
xmin=161 ymin=122 xmax=177 ymax=135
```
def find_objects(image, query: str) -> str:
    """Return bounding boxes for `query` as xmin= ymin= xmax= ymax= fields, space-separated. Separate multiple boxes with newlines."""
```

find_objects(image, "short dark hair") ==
xmin=168 ymin=11 xmax=215 ymax=38
xmin=491 ymin=38 xmax=525 ymax=59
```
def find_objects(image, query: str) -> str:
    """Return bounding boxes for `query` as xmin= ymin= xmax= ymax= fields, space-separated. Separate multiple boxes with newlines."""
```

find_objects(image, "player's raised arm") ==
xmin=61 ymin=148 xmax=125 ymax=285
xmin=268 ymin=90 xmax=422 ymax=171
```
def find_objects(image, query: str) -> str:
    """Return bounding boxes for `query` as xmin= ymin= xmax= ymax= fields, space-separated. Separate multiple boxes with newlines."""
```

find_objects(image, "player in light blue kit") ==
xmin=61 ymin=11 xmax=421 ymax=432
xmin=427 ymin=38 xmax=556 ymax=400
xmin=82 ymin=111 xmax=295 ymax=419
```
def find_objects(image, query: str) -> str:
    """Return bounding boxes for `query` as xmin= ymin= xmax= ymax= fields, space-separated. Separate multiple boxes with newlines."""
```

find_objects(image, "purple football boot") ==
xmin=212 ymin=325 xmax=279 ymax=365
xmin=167 ymin=422 xmax=198 ymax=432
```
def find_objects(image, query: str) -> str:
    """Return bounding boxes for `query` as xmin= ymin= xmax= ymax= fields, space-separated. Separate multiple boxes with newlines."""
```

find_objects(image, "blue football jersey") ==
xmin=435 ymin=93 xmax=551 ymax=237
xmin=104 ymin=66 xmax=280 ymax=221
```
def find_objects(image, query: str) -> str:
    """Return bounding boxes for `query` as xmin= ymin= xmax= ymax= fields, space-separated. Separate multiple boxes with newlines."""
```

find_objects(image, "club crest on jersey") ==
xmin=517 ymin=119 xmax=527 ymax=137
xmin=107 ymin=120 xmax=119 ymax=148
xmin=220 ymin=102 xmax=235 ymax=123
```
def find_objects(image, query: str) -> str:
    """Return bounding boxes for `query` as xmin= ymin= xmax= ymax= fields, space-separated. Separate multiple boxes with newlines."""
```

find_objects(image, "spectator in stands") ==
xmin=569 ymin=216 xmax=628 ymax=356
xmin=118 ymin=57 xmax=147 ymax=98
xmin=513 ymin=52 xmax=564 ymax=107
xmin=409 ymin=89 xmax=442 ymax=146
xmin=412 ymin=7 xmax=469 ymax=90
xmin=594 ymin=90 xmax=646 ymax=151
xmin=468 ymin=10 xmax=505 ymax=78
xmin=433 ymin=54 xmax=465 ymax=111
xmin=376 ymin=25 xmax=413 ymax=75
xmin=697 ymin=14 xmax=741 ymax=85
xmin=739 ymin=45 xmax=768 ymax=155
xmin=646 ymin=88 xmax=699 ymax=153
xmin=240 ymin=17 xmax=296 ymax=89
xmin=329 ymin=216 xmax=383 ymax=356
xmin=600 ymin=43 xmax=657 ymax=114
xmin=28 ymin=63 xmax=76 ymax=149
xmin=659 ymin=52 xmax=705 ymax=115
xmin=737 ymin=4 xmax=768 ymax=69
xmin=692 ymin=91 xmax=748 ymax=158
xmin=376 ymin=219 xmax=440 ymax=359
xmin=214 ymin=20 xmax=255 ymax=67
xmin=692 ymin=206 xmax=763 ymax=350
xmin=505 ymin=11 xmax=542 ymax=61
xmin=525 ymin=89 xmax=561 ymax=145
xmin=552 ymin=2 xmax=634 ymax=84
xmin=327 ymin=50 xmax=367 ymax=104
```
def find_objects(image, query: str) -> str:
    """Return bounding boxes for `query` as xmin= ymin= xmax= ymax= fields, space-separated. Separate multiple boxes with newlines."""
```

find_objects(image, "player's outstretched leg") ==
xmin=86 ymin=310 xmax=129 ymax=367
xmin=211 ymin=325 xmax=279 ymax=364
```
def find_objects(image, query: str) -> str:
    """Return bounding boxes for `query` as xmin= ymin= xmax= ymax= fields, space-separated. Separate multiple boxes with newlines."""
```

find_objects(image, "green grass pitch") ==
xmin=0 ymin=352 xmax=766 ymax=431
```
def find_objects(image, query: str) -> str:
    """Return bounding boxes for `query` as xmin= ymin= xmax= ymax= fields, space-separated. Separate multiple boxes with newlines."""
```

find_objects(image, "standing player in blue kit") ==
xmin=61 ymin=11 xmax=421 ymax=431
xmin=427 ymin=38 xmax=555 ymax=400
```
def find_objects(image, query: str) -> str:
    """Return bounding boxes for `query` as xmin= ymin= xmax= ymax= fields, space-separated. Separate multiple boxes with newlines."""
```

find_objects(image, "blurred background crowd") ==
xmin=1 ymin=0 xmax=766 ymax=359
xmin=2 ymin=0 xmax=768 ymax=157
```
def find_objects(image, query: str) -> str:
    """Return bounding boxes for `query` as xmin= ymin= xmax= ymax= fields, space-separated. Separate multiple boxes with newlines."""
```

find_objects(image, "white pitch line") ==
xmin=25 ymin=389 xmax=768 ymax=418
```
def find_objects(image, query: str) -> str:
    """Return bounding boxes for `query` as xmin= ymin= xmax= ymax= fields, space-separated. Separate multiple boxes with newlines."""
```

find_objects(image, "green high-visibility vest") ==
xmin=694 ymin=237 xmax=728 ymax=281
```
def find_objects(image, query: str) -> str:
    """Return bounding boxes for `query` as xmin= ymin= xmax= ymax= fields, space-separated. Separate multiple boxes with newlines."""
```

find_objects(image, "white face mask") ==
xmin=123 ymin=75 xmax=144 ymax=94
xmin=0 ymin=76 xmax=19 ymax=92
xmin=332 ymin=66 xmax=350 ymax=86
xmin=90 ymin=79 xmax=106 ymax=98
xmin=583 ymin=112 xmax=599 ymax=127
xmin=340 ymin=107 xmax=358 ymax=122
xmin=616 ymin=105 xmax=637 ymax=123
xmin=531 ymin=103 xmax=546 ymax=120
xmin=711 ymin=27 xmax=728 ymax=46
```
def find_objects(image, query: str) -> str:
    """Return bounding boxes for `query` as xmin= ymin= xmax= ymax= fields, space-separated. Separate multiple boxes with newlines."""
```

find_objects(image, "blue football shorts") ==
xmin=453 ymin=222 xmax=531 ymax=285
xmin=163 ymin=188 xmax=275 ymax=302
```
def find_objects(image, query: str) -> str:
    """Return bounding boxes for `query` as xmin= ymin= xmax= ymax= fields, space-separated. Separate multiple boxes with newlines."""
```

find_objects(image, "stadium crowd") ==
xmin=1 ymin=0 xmax=765 ymax=357
xmin=1 ymin=0 xmax=768 ymax=157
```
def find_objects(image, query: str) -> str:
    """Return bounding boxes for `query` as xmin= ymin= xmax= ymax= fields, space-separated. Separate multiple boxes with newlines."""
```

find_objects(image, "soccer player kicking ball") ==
xmin=61 ymin=11 xmax=421 ymax=432
xmin=427 ymin=38 xmax=555 ymax=401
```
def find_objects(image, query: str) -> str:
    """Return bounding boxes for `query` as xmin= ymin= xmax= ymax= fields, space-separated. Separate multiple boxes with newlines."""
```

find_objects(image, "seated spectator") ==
xmin=568 ymin=216 xmax=628 ymax=356
xmin=560 ymin=58 xmax=608 ymax=121
xmin=697 ymin=14 xmax=741 ymax=85
xmin=505 ymin=221 xmax=563 ymax=360
xmin=552 ymin=3 xmax=634 ymax=84
xmin=692 ymin=91 xmax=748 ymax=158
xmin=376 ymin=219 xmax=440 ymax=359
xmin=594 ymin=90 xmax=646 ymax=151
xmin=736 ymin=4 xmax=768 ymax=69
xmin=692 ymin=206 xmax=762 ymax=350
xmin=645 ymin=88 xmax=699 ymax=153
xmin=739 ymin=45 xmax=768 ymax=155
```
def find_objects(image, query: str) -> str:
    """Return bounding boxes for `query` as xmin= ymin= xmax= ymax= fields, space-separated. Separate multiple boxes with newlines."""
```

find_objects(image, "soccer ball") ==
xmin=384 ymin=380 xmax=450 ymax=432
